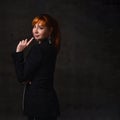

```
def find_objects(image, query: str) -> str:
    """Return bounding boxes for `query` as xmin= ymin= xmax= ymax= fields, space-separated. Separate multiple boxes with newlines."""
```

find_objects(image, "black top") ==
xmin=12 ymin=39 xmax=60 ymax=118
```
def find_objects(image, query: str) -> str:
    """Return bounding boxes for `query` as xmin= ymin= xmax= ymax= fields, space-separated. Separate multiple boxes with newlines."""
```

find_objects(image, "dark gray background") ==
xmin=0 ymin=0 xmax=120 ymax=119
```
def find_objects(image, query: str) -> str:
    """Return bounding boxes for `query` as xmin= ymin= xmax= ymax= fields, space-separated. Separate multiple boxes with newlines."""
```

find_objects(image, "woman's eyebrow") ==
xmin=38 ymin=25 xmax=47 ymax=28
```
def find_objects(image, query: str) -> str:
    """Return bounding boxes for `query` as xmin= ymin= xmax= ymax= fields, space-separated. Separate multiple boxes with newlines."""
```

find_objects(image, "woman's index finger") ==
xmin=26 ymin=37 xmax=34 ymax=46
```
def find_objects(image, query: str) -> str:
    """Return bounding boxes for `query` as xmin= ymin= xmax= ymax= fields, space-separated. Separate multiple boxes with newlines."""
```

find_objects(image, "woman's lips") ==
xmin=34 ymin=35 xmax=40 ymax=38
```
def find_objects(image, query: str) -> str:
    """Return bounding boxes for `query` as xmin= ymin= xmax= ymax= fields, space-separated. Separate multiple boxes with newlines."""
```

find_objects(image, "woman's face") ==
xmin=32 ymin=22 xmax=50 ymax=41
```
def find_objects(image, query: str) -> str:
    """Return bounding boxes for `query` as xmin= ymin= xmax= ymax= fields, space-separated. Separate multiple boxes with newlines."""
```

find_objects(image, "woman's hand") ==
xmin=16 ymin=37 xmax=33 ymax=52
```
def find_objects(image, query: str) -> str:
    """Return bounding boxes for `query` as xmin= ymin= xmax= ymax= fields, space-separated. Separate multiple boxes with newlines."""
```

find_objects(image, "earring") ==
xmin=48 ymin=36 xmax=52 ymax=44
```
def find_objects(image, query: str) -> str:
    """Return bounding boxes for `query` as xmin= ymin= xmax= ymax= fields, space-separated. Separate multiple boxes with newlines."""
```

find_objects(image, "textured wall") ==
xmin=0 ymin=0 xmax=120 ymax=119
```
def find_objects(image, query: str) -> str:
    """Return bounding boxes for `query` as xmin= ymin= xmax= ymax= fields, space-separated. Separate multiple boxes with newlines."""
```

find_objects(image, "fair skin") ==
xmin=16 ymin=22 xmax=52 ymax=52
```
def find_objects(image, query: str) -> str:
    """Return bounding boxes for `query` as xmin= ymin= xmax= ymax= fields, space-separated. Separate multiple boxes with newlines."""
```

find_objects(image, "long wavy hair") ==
xmin=32 ymin=14 xmax=61 ymax=52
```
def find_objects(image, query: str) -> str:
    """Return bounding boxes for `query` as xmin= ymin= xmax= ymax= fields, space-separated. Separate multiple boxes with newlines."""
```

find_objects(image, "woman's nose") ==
xmin=35 ymin=28 xmax=38 ymax=33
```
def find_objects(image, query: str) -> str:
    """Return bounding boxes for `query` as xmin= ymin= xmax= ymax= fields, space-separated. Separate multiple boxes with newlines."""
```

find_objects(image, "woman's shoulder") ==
xmin=30 ymin=39 xmax=57 ymax=54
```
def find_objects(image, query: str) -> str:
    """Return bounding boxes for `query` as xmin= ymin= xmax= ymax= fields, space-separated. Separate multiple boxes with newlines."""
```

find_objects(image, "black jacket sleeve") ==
xmin=12 ymin=45 xmax=43 ymax=83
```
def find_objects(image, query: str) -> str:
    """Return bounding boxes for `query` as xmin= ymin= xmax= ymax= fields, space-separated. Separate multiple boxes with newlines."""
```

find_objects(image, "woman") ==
xmin=12 ymin=14 xmax=60 ymax=120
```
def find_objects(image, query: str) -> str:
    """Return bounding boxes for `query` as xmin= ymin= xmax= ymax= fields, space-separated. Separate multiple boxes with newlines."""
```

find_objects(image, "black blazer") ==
xmin=12 ymin=39 xmax=60 ymax=118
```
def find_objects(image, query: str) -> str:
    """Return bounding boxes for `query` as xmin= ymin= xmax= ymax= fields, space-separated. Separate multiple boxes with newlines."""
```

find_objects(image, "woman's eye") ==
xmin=33 ymin=26 xmax=35 ymax=28
xmin=39 ymin=27 xmax=44 ymax=29
xmin=33 ymin=25 xmax=37 ymax=29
